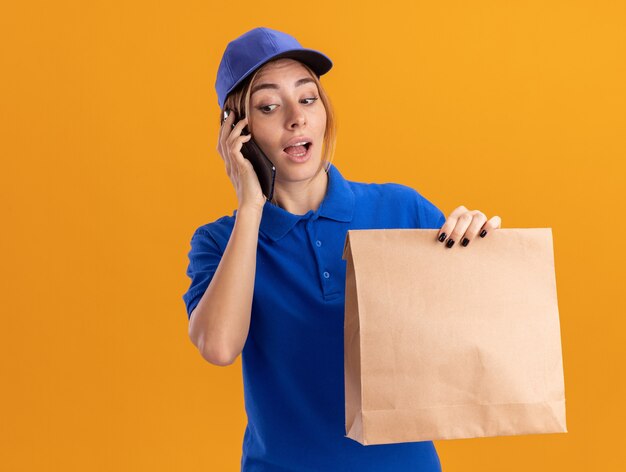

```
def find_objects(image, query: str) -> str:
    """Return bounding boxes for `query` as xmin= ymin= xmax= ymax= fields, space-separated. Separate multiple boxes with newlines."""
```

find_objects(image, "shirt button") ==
xmin=323 ymin=271 xmax=330 ymax=279
xmin=316 ymin=240 xmax=322 ymax=247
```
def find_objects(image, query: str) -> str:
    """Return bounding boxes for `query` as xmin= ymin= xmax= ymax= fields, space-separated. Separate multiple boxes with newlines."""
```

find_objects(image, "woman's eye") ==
xmin=258 ymin=104 xmax=277 ymax=113
xmin=257 ymin=96 xmax=319 ymax=114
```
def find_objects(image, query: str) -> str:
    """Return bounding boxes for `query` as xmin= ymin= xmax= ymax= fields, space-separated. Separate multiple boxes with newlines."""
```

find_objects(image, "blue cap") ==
xmin=215 ymin=27 xmax=333 ymax=109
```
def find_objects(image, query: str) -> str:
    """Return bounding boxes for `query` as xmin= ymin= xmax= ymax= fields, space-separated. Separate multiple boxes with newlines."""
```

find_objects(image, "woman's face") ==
xmin=248 ymin=58 xmax=327 ymax=182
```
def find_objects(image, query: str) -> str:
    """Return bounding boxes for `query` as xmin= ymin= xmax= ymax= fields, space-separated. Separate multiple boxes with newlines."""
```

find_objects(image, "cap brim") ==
xmin=223 ymin=48 xmax=333 ymax=105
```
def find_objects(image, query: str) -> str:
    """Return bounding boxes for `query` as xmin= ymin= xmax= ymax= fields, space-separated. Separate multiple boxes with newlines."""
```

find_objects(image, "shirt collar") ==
xmin=254 ymin=162 xmax=355 ymax=242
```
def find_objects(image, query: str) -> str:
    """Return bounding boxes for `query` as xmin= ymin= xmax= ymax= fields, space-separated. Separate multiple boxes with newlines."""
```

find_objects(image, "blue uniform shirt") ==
xmin=183 ymin=163 xmax=446 ymax=471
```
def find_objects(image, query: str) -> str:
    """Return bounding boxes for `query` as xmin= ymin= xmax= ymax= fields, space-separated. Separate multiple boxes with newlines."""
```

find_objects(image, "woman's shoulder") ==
xmin=188 ymin=211 xmax=237 ymax=249
xmin=347 ymin=177 xmax=425 ymax=204
xmin=346 ymin=177 xmax=444 ymax=227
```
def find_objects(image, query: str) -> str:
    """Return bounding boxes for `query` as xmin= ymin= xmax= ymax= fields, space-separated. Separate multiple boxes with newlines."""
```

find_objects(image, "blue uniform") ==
xmin=183 ymin=163 xmax=446 ymax=471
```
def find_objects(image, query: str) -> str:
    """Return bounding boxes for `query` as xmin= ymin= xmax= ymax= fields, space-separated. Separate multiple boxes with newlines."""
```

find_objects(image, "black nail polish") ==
xmin=438 ymin=232 xmax=447 ymax=242
xmin=446 ymin=239 xmax=455 ymax=248
xmin=462 ymin=237 xmax=470 ymax=247
xmin=480 ymin=230 xmax=487 ymax=238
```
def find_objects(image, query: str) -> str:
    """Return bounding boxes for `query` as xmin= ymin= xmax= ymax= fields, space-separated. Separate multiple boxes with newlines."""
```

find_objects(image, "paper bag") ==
xmin=341 ymin=228 xmax=567 ymax=445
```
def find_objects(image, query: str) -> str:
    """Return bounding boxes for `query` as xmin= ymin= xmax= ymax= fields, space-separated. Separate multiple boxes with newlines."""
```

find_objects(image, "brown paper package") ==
xmin=341 ymin=228 xmax=567 ymax=445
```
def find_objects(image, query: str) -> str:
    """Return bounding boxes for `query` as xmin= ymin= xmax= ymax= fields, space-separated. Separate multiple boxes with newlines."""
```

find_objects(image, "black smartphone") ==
xmin=222 ymin=109 xmax=276 ymax=202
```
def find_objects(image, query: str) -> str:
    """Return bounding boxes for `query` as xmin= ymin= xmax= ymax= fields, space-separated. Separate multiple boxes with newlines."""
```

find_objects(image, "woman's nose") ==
xmin=286 ymin=105 xmax=306 ymax=128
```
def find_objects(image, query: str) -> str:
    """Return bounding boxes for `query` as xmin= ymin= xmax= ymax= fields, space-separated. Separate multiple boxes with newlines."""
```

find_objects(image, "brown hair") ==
xmin=220 ymin=58 xmax=337 ymax=207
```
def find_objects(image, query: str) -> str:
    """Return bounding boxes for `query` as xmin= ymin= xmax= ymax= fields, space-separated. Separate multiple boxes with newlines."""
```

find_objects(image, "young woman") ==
xmin=183 ymin=26 xmax=501 ymax=472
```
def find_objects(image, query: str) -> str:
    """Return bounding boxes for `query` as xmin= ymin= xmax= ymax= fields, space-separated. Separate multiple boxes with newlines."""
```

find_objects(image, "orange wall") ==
xmin=1 ymin=1 xmax=624 ymax=470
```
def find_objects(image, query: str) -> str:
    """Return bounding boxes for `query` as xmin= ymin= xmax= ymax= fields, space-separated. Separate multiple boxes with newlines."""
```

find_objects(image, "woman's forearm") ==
xmin=188 ymin=206 xmax=262 ymax=366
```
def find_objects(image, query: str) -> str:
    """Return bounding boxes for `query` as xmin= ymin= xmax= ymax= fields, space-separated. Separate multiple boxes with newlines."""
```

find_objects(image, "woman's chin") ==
xmin=275 ymin=153 xmax=322 ymax=181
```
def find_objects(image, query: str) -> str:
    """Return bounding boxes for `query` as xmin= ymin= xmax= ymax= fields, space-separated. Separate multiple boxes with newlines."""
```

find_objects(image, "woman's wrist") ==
xmin=237 ymin=205 xmax=264 ymax=224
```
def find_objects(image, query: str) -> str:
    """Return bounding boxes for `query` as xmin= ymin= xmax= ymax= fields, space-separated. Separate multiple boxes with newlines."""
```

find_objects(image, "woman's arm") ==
xmin=188 ymin=206 xmax=262 ymax=366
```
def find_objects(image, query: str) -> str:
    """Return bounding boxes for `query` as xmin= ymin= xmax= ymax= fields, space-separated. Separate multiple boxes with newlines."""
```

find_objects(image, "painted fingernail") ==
xmin=480 ymin=230 xmax=487 ymax=238
xmin=446 ymin=239 xmax=455 ymax=248
xmin=462 ymin=237 xmax=470 ymax=247
xmin=438 ymin=232 xmax=447 ymax=242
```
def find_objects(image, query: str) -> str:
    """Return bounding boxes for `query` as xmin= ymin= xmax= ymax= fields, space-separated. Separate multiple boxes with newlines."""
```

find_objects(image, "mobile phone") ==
xmin=222 ymin=109 xmax=276 ymax=202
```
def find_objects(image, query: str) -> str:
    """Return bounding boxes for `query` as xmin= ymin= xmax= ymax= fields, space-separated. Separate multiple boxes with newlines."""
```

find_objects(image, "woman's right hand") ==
xmin=217 ymin=110 xmax=267 ymax=214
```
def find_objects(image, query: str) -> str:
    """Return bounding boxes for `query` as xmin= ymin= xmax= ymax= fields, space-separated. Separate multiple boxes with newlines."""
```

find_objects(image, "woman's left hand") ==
xmin=436 ymin=205 xmax=501 ymax=248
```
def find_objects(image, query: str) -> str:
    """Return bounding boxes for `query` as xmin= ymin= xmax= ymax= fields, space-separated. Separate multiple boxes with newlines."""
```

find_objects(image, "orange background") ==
xmin=2 ymin=1 xmax=625 ymax=470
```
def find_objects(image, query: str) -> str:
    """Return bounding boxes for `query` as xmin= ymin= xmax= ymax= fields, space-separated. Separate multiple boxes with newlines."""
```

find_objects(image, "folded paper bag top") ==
xmin=341 ymin=228 xmax=567 ymax=445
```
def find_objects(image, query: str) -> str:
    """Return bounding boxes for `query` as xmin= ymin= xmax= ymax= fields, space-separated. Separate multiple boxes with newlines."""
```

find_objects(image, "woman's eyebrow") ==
xmin=251 ymin=77 xmax=315 ymax=96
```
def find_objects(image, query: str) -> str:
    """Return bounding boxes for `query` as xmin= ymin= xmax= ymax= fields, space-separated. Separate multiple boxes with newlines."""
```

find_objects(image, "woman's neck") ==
xmin=273 ymin=167 xmax=329 ymax=216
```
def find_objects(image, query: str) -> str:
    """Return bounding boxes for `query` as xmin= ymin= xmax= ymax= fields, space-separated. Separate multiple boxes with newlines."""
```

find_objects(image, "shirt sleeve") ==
xmin=412 ymin=188 xmax=446 ymax=229
xmin=182 ymin=228 xmax=223 ymax=320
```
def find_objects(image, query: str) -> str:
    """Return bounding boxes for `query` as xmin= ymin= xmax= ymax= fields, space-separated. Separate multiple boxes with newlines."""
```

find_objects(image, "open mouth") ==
xmin=283 ymin=142 xmax=311 ymax=157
